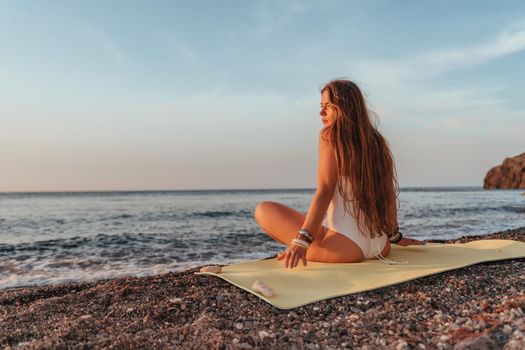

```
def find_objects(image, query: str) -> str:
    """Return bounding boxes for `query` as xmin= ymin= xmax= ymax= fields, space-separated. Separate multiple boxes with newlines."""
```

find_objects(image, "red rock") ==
xmin=484 ymin=152 xmax=525 ymax=189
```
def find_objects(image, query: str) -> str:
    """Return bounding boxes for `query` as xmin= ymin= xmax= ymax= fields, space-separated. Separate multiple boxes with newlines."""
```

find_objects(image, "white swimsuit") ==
xmin=321 ymin=178 xmax=404 ymax=264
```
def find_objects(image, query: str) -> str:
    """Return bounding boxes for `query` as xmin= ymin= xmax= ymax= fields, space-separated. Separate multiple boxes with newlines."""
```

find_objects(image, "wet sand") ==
xmin=1 ymin=227 xmax=524 ymax=349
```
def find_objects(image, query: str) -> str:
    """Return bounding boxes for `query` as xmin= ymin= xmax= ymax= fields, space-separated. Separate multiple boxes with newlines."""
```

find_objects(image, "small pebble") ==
xmin=350 ymin=306 xmax=363 ymax=313
xmin=258 ymin=330 xmax=269 ymax=339
xmin=349 ymin=314 xmax=359 ymax=321
xmin=395 ymin=339 xmax=408 ymax=350
xmin=436 ymin=342 xmax=446 ymax=349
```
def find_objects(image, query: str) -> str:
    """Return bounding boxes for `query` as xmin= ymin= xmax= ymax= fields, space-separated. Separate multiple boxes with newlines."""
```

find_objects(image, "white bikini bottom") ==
xmin=323 ymin=226 xmax=408 ymax=264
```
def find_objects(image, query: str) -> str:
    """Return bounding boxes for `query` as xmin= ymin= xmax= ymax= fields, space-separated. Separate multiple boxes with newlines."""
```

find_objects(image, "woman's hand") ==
xmin=276 ymin=245 xmax=307 ymax=269
xmin=396 ymin=237 xmax=426 ymax=246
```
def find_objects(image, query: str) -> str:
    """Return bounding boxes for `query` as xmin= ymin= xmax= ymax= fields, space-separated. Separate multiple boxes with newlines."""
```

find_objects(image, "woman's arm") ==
xmin=300 ymin=129 xmax=338 ymax=241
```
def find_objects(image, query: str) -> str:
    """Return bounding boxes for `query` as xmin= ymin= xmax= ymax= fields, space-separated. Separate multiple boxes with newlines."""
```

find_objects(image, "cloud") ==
xmin=352 ymin=19 xmax=525 ymax=84
xmin=370 ymin=84 xmax=517 ymax=131
xmin=344 ymin=20 xmax=525 ymax=130
xmin=417 ymin=20 xmax=525 ymax=75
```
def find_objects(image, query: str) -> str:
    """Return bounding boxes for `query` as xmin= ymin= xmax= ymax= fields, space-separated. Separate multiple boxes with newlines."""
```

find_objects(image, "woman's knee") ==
xmin=254 ymin=201 xmax=277 ymax=224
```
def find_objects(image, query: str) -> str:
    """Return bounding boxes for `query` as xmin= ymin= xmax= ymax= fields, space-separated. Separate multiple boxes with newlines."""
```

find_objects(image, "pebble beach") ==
xmin=1 ymin=227 xmax=524 ymax=350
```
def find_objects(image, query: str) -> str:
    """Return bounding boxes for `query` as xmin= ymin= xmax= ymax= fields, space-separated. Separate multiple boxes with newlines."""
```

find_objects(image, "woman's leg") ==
xmin=254 ymin=201 xmax=381 ymax=263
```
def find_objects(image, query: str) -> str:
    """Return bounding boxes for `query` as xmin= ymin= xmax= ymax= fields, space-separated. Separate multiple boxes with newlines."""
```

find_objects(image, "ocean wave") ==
xmin=191 ymin=209 xmax=253 ymax=218
xmin=402 ymin=205 xmax=525 ymax=219
xmin=0 ymin=230 xmax=278 ymax=290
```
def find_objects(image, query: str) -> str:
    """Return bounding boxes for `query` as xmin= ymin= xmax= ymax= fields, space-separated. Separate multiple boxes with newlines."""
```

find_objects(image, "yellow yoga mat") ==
xmin=195 ymin=239 xmax=525 ymax=309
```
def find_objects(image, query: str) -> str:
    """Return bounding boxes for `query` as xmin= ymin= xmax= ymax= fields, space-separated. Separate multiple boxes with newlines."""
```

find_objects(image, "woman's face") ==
xmin=320 ymin=90 xmax=336 ymax=126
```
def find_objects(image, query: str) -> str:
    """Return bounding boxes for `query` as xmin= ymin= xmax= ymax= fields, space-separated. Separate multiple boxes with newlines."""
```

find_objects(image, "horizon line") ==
xmin=0 ymin=185 xmax=491 ymax=195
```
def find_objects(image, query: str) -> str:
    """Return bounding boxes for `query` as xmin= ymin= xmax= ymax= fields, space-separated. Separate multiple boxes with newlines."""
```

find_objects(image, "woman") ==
xmin=254 ymin=79 xmax=425 ymax=270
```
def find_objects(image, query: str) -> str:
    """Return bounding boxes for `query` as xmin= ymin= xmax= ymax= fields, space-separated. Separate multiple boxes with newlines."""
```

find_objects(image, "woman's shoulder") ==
xmin=318 ymin=128 xmax=335 ymax=150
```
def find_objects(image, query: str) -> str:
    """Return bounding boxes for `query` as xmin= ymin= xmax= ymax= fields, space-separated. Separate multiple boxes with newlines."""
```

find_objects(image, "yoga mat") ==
xmin=195 ymin=239 xmax=525 ymax=309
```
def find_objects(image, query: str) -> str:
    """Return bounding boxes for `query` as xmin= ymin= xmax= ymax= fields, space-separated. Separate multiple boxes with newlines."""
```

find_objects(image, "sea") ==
xmin=1 ymin=187 xmax=524 ymax=290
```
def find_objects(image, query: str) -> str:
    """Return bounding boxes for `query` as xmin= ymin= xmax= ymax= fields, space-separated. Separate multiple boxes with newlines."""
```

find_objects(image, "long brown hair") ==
xmin=321 ymin=79 xmax=399 ymax=239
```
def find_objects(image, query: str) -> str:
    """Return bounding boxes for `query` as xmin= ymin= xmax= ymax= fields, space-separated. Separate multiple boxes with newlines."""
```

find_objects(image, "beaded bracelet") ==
xmin=292 ymin=238 xmax=310 ymax=248
xmin=297 ymin=233 xmax=313 ymax=244
xmin=291 ymin=238 xmax=310 ymax=249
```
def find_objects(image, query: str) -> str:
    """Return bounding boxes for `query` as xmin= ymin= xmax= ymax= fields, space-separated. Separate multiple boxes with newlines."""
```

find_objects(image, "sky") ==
xmin=1 ymin=0 xmax=524 ymax=192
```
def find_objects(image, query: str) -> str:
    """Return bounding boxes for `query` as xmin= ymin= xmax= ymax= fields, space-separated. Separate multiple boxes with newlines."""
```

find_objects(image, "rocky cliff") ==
xmin=484 ymin=152 xmax=525 ymax=189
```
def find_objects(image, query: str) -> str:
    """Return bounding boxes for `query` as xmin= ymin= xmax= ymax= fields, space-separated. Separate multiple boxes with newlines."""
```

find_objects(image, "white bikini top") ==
xmin=321 ymin=178 xmax=368 ymax=236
